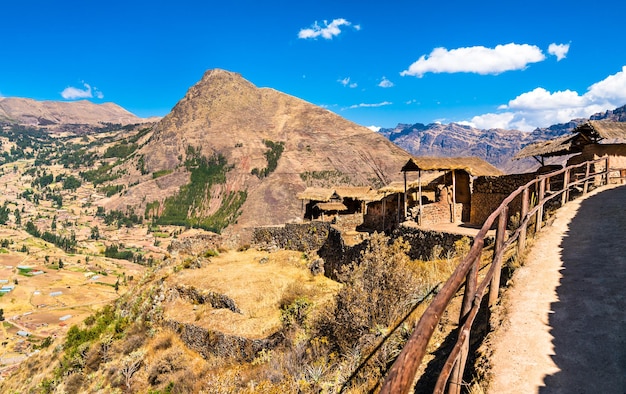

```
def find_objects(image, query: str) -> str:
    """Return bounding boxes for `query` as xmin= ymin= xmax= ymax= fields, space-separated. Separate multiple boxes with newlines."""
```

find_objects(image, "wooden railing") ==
xmin=380 ymin=157 xmax=614 ymax=394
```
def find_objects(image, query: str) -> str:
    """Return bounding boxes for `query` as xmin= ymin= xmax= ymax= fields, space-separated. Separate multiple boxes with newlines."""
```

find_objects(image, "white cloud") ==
xmin=298 ymin=18 xmax=356 ymax=40
xmin=501 ymin=87 xmax=586 ymax=110
xmin=347 ymin=101 xmax=392 ymax=109
xmin=586 ymin=65 xmax=626 ymax=104
xmin=61 ymin=82 xmax=103 ymax=100
xmin=367 ymin=125 xmax=381 ymax=132
xmin=548 ymin=43 xmax=570 ymax=61
xmin=338 ymin=77 xmax=357 ymax=88
xmin=401 ymin=43 xmax=546 ymax=77
xmin=464 ymin=66 xmax=626 ymax=131
xmin=378 ymin=76 xmax=394 ymax=88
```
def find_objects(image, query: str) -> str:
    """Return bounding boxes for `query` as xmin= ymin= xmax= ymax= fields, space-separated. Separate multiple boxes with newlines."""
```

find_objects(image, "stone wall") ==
xmin=362 ymin=195 xmax=402 ymax=232
xmin=252 ymin=222 xmax=331 ymax=251
xmin=253 ymin=221 xmax=482 ymax=280
xmin=163 ymin=320 xmax=283 ymax=361
xmin=409 ymin=201 xmax=463 ymax=227
xmin=316 ymin=225 xmax=475 ymax=279
xmin=392 ymin=226 xmax=470 ymax=260
xmin=470 ymin=173 xmax=537 ymax=227
xmin=317 ymin=226 xmax=368 ymax=280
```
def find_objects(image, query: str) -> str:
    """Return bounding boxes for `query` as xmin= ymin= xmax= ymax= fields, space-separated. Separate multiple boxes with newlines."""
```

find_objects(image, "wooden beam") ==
xmin=418 ymin=170 xmax=423 ymax=226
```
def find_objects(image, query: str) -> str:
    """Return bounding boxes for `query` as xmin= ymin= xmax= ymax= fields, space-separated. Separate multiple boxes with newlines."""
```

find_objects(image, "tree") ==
xmin=120 ymin=350 xmax=144 ymax=391
xmin=0 ymin=204 xmax=9 ymax=225
xmin=0 ymin=308 xmax=4 ymax=321
xmin=90 ymin=226 xmax=100 ymax=240
xmin=13 ymin=208 xmax=21 ymax=226
xmin=58 ymin=259 xmax=64 ymax=269
xmin=62 ymin=175 xmax=82 ymax=191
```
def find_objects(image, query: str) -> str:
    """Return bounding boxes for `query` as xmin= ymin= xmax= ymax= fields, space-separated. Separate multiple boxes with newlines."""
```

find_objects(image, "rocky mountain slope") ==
xmin=105 ymin=69 xmax=411 ymax=235
xmin=0 ymin=97 xmax=149 ymax=127
xmin=379 ymin=104 xmax=626 ymax=174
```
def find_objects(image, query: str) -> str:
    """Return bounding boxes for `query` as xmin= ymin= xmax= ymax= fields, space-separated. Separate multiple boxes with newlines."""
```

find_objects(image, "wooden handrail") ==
xmin=380 ymin=157 xmax=613 ymax=394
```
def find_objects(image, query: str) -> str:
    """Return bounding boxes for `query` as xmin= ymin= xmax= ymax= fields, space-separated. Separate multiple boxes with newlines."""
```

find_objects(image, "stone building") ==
xmin=362 ymin=157 xmax=503 ymax=232
xmin=297 ymin=186 xmax=374 ymax=222
xmin=514 ymin=120 xmax=626 ymax=183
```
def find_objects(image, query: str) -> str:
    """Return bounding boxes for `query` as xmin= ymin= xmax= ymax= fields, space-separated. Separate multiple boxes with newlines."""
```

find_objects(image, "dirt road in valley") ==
xmin=488 ymin=184 xmax=626 ymax=393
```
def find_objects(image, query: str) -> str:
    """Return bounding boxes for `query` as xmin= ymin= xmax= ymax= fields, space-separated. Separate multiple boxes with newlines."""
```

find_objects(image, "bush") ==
xmin=316 ymin=233 xmax=418 ymax=352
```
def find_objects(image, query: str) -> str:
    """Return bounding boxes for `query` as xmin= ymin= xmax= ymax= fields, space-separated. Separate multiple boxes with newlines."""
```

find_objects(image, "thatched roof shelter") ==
xmin=399 ymin=156 xmax=502 ymax=224
xmin=514 ymin=134 xmax=582 ymax=160
xmin=576 ymin=120 xmax=626 ymax=143
xmin=315 ymin=202 xmax=348 ymax=211
xmin=334 ymin=186 xmax=374 ymax=200
xmin=297 ymin=187 xmax=336 ymax=201
xmin=377 ymin=172 xmax=446 ymax=194
xmin=514 ymin=120 xmax=626 ymax=163
xmin=401 ymin=156 xmax=503 ymax=176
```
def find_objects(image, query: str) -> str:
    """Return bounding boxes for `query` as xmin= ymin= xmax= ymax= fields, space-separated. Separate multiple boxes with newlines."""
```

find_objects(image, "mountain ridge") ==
xmin=0 ymin=97 xmax=154 ymax=127
xmin=378 ymin=104 xmax=626 ymax=173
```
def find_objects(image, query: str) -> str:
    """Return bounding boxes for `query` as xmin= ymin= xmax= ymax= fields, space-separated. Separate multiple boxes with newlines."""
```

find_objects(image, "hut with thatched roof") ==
xmin=297 ymin=186 xmax=374 ymax=222
xmin=515 ymin=120 xmax=626 ymax=179
xmin=361 ymin=157 xmax=503 ymax=231
xmin=401 ymin=157 xmax=503 ymax=225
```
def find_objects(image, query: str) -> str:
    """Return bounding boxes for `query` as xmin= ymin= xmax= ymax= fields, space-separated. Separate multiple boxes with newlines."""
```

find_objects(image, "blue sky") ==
xmin=2 ymin=0 xmax=626 ymax=132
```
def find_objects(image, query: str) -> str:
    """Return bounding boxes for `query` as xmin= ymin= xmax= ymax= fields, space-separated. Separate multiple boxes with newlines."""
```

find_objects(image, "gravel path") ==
xmin=488 ymin=184 xmax=626 ymax=393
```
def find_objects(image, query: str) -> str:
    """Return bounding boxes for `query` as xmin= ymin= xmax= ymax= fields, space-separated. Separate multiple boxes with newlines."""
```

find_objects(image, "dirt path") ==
xmin=488 ymin=184 xmax=626 ymax=393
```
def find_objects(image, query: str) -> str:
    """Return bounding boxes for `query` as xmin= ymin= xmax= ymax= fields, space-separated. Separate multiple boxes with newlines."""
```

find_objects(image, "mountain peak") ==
xmin=112 ymin=69 xmax=411 ymax=232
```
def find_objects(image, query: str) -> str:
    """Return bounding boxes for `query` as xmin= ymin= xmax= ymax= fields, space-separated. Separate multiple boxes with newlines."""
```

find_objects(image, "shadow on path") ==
xmin=541 ymin=186 xmax=626 ymax=393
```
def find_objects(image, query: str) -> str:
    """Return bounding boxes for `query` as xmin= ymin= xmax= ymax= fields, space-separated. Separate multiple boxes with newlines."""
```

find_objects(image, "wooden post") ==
xmin=403 ymin=171 xmax=408 ymax=221
xmin=447 ymin=335 xmax=469 ymax=394
xmin=489 ymin=207 xmax=508 ymax=307
xmin=397 ymin=193 xmax=401 ymax=225
xmin=418 ymin=170 xmax=423 ymax=226
xmin=451 ymin=170 xmax=457 ymax=223
xmin=536 ymin=177 xmax=545 ymax=233
xmin=561 ymin=168 xmax=570 ymax=206
xmin=460 ymin=255 xmax=478 ymax=324
xmin=518 ymin=187 xmax=529 ymax=254
xmin=583 ymin=161 xmax=591 ymax=194
xmin=452 ymin=254 xmax=478 ymax=394
xmin=382 ymin=196 xmax=386 ymax=232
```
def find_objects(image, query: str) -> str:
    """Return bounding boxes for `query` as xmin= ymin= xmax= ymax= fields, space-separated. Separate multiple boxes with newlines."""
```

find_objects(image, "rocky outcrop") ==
xmin=170 ymin=284 xmax=241 ymax=314
xmin=163 ymin=320 xmax=284 ymax=361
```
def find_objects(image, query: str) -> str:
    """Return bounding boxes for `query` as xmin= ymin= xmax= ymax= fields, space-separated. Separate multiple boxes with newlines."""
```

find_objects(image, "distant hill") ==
xmin=0 ymin=97 xmax=152 ymax=127
xmin=378 ymin=104 xmax=626 ymax=174
xmin=103 ymin=69 xmax=411 ymax=235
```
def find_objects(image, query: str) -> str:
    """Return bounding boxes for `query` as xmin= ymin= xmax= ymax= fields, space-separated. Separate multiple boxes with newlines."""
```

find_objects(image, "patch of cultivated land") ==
xmin=0 ymin=157 xmax=169 ymax=377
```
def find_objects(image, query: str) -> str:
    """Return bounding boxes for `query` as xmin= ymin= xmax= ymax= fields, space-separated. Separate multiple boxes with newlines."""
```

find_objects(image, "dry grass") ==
xmin=164 ymin=249 xmax=341 ymax=338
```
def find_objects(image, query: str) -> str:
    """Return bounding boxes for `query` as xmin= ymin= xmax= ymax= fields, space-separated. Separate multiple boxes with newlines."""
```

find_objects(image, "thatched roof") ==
xmin=514 ymin=133 xmax=581 ymax=160
xmin=377 ymin=171 xmax=445 ymax=194
xmin=297 ymin=187 xmax=336 ymax=201
xmin=514 ymin=121 xmax=626 ymax=160
xmin=315 ymin=202 xmax=348 ymax=211
xmin=401 ymin=157 xmax=503 ymax=176
xmin=575 ymin=120 xmax=626 ymax=142
xmin=298 ymin=186 xmax=375 ymax=202
xmin=334 ymin=186 xmax=373 ymax=200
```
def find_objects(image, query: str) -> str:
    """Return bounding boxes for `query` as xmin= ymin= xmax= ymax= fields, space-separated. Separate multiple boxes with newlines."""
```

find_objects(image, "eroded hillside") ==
xmin=101 ymin=69 xmax=411 ymax=235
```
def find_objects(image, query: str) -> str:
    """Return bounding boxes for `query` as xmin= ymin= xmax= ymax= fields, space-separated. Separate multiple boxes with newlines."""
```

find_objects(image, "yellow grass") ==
xmin=164 ymin=249 xmax=342 ymax=339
